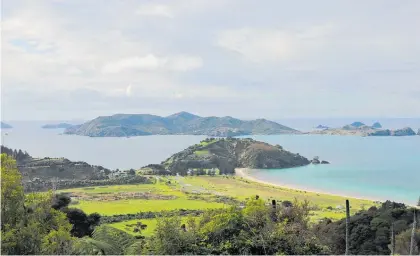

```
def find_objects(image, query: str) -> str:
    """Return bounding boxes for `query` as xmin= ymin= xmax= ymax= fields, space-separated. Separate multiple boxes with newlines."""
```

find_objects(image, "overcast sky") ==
xmin=1 ymin=0 xmax=420 ymax=121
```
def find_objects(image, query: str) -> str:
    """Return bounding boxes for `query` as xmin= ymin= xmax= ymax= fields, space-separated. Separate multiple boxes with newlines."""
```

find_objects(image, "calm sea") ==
xmin=1 ymin=119 xmax=419 ymax=205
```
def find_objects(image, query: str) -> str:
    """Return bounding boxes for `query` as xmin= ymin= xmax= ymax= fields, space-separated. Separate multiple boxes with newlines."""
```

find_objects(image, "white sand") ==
xmin=235 ymin=168 xmax=383 ymax=203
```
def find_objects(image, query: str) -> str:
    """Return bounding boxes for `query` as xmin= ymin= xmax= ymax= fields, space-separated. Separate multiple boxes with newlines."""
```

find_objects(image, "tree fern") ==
xmin=73 ymin=225 xmax=139 ymax=255
xmin=73 ymin=237 xmax=115 ymax=255
xmin=92 ymin=225 xmax=136 ymax=254
xmin=124 ymin=241 xmax=144 ymax=255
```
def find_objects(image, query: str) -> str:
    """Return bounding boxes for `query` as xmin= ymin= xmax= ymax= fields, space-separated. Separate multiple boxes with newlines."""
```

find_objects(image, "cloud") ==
xmin=216 ymin=24 xmax=335 ymax=63
xmin=1 ymin=0 xmax=420 ymax=120
xmin=102 ymin=54 xmax=202 ymax=73
xmin=136 ymin=4 xmax=174 ymax=18
xmin=126 ymin=84 xmax=132 ymax=97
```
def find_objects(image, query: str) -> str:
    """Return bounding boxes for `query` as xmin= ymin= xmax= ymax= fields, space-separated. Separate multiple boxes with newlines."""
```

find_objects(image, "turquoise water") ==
xmin=1 ymin=121 xmax=419 ymax=205
xmin=240 ymin=135 xmax=420 ymax=205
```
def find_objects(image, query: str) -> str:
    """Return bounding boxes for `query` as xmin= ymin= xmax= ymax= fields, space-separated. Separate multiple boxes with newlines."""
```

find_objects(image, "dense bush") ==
xmin=314 ymin=201 xmax=419 ymax=255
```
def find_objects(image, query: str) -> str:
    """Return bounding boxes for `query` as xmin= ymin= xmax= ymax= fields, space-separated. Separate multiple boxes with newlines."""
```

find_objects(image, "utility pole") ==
xmin=409 ymin=209 xmax=417 ymax=255
xmin=345 ymin=199 xmax=350 ymax=255
xmin=390 ymin=202 xmax=395 ymax=255
xmin=390 ymin=222 xmax=395 ymax=255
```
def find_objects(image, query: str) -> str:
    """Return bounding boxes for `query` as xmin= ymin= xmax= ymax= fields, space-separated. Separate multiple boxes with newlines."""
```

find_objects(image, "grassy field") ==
xmin=181 ymin=176 xmax=376 ymax=221
xmin=60 ymin=175 xmax=377 ymax=234
xmin=62 ymin=176 xmax=375 ymax=218
xmin=75 ymin=198 xmax=226 ymax=216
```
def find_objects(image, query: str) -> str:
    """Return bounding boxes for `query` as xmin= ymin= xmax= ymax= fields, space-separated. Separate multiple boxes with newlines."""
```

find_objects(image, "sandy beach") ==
xmin=235 ymin=168 xmax=384 ymax=203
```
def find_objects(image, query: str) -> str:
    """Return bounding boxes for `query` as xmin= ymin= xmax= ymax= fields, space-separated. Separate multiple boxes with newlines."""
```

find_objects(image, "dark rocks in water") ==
xmin=1 ymin=122 xmax=12 ymax=129
xmin=371 ymin=122 xmax=382 ymax=129
xmin=311 ymin=156 xmax=320 ymax=164
xmin=321 ymin=160 xmax=330 ymax=164
xmin=418 ymin=129 xmax=420 ymax=135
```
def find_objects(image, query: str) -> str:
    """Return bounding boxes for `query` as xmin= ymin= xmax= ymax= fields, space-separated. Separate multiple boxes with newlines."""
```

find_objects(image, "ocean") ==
xmin=1 ymin=119 xmax=419 ymax=205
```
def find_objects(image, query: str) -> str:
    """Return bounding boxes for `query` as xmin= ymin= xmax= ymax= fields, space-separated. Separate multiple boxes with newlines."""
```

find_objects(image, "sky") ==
xmin=1 ymin=0 xmax=420 ymax=121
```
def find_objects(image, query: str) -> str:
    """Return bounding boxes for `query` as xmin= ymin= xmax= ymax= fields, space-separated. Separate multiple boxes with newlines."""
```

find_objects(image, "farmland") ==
xmin=60 ymin=175 xmax=377 ymax=234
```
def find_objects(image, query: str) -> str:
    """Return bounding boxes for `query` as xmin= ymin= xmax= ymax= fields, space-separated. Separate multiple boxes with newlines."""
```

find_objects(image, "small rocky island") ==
xmin=310 ymin=122 xmax=418 ymax=137
xmin=64 ymin=112 xmax=301 ymax=137
xmin=142 ymin=138 xmax=312 ymax=175
xmin=1 ymin=122 xmax=12 ymax=129
xmin=42 ymin=123 xmax=75 ymax=129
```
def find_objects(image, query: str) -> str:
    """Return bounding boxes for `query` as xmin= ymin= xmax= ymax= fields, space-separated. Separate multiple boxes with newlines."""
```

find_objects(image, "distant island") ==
xmin=64 ymin=111 xmax=301 ymax=137
xmin=42 ymin=123 xmax=75 ymax=129
xmin=1 ymin=122 xmax=12 ymax=129
xmin=315 ymin=125 xmax=329 ymax=129
xmin=310 ymin=122 xmax=418 ymax=136
xmin=141 ymin=137 xmax=313 ymax=175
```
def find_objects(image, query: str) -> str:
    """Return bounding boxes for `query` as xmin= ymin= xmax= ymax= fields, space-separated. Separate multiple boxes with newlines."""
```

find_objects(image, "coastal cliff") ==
xmin=64 ymin=112 xmax=301 ymax=137
xmin=144 ymin=138 xmax=310 ymax=175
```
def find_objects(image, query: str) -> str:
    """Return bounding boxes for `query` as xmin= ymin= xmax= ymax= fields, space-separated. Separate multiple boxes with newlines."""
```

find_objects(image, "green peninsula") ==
xmin=142 ymin=138 xmax=310 ymax=175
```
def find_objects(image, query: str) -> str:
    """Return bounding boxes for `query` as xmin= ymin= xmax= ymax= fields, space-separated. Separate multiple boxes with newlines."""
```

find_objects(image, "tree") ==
xmin=417 ymin=197 xmax=420 ymax=207
xmin=315 ymin=200 xmax=418 ymax=255
xmin=1 ymin=154 xmax=75 ymax=255
xmin=52 ymin=193 xmax=101 ymax=238
xmin=1 ymin=154 xmax=25 ymax=228
xmin=144 ymin=215 xmax=200 ymax=255
xmin=394 ymin=228 xmax=420 ymax=255
xmin=143 ymin=198 xmax=328 ymax=255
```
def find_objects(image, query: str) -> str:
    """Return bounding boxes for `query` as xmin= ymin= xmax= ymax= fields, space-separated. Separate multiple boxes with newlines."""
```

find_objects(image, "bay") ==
xmin=240 ymin=135 xmax=420 ymax=205
xmin=1 ymin=120 xmax=419 ymax=205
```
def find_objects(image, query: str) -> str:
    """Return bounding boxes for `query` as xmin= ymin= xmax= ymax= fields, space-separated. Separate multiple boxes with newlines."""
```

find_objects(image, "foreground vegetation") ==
xmin=2 ymin=153 xmax=419 ymax=255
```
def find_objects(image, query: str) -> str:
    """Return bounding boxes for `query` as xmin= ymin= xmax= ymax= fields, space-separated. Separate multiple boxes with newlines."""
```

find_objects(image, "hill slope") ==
xmin=144 ymin=138 xmax=310 ymax=175
xmin=64 ymin=112 xmax=301 ymax=137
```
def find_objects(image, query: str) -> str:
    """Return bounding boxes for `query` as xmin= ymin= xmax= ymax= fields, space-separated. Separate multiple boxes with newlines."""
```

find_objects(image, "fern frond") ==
xmin=92 ymin=225 xmax=136 ymax=254
xmin=124 ymin=241 xmax=144 ymax=255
